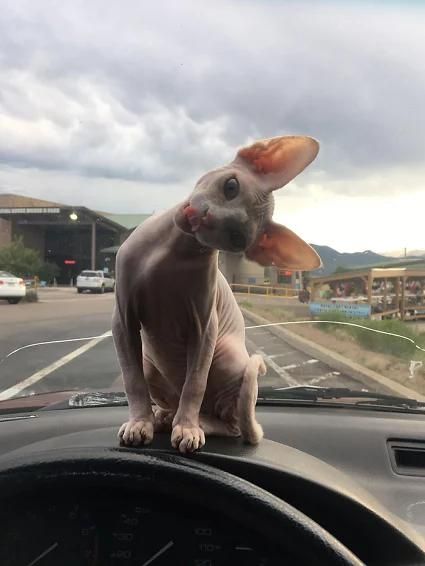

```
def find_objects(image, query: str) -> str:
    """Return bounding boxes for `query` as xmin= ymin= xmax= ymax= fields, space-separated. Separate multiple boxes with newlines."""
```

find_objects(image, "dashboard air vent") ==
xmin=388 ymin=440 xmax=425 ymax=477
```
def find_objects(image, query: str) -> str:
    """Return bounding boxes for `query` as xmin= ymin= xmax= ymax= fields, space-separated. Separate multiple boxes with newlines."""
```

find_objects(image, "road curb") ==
xmin=241 ymin=307 xmax=425 ymax=401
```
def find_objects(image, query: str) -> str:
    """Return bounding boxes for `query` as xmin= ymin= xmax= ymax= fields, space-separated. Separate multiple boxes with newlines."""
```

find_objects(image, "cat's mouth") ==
xmin=182 ymin=203 xmax=214 ymax=232
xmin=177 ymin=202 xmax=248 ymax=253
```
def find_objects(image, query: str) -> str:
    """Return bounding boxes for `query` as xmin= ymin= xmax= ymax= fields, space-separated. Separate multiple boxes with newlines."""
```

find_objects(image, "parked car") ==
xmin=0 ymin=270 xmax=26 ymax=304
xmin=76 ymin=270 xmax=115 ymax=294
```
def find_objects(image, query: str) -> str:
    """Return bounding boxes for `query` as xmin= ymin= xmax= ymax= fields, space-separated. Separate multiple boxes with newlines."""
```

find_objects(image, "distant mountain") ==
xmin=381 ymin=249 xmax=425 ymax=258
xmin=310 ymin=245 xmax=398 ymax=276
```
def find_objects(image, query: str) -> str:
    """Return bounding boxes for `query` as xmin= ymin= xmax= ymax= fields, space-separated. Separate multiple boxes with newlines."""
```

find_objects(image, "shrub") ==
xmin=0 ymin=237 xmax=42 ymax=278
xmin=317 ymin=312 xmax=421 ymax=359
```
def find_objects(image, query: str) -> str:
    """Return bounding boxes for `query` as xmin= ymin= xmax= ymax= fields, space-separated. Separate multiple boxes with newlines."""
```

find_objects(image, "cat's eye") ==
xmin=223 ymin=177 xmax=239 ymax=200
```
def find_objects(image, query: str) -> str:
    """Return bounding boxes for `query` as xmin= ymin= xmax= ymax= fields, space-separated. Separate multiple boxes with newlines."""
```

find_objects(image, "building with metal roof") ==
xmin=0 ymin=193 xmax=149 ymax=283
xmin=96 ymin=212 xmax=151 ymax=231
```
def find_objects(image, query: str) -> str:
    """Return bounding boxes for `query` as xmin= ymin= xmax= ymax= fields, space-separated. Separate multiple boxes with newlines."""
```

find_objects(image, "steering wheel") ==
xmin=0 ymin=447 xmax=362 ymax=565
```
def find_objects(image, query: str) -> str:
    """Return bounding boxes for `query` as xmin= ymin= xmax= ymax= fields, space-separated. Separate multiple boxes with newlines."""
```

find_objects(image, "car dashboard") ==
xmin=0 ymin=403 xmax=425 ymax=565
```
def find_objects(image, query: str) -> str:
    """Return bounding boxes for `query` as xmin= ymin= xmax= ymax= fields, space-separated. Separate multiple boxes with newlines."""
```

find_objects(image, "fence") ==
xmin=230 ymin=283 xmax=299 ymax=298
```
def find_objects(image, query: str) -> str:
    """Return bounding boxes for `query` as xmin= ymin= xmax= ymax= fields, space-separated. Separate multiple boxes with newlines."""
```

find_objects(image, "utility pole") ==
xmin=91 ymin=220 xmax=96 ymax=270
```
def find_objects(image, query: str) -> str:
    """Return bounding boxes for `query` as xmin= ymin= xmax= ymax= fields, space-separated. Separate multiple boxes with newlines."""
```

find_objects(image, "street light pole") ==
xmin=91 ymin=220 xmax=96 ymax=270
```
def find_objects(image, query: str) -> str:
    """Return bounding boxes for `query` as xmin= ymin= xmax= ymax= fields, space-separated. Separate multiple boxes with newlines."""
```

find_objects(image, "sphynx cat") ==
xmin=113 ymin=135 xmax=321 ymax=453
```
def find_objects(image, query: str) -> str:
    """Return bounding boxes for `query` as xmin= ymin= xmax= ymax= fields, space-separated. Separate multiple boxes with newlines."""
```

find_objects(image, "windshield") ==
xmin=0 ymin=1 xmax=424 ymax=414
xmin=79 ymin=271 xmax=101 ymax=278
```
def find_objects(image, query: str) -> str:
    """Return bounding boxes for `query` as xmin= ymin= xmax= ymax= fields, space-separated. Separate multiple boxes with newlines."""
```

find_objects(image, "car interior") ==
xmin=1 ymin=397 xmax=425 ymax=565
xmin=1 ymin=1 xmax=425 ymax=566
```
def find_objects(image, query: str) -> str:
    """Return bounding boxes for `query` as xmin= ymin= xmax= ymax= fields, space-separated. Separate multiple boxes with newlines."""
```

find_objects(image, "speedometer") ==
xmin=0 ymin=491 xmax=282 ymax=565
xmin=101 ymin=497 xmax=275 ymax=565
xmin=1 ymin=498 xmax=97 ymax=566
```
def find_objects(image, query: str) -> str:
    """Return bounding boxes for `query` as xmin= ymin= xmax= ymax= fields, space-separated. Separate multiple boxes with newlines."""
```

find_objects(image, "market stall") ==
xmin=309 ymin=268 xmax=425 ymax=320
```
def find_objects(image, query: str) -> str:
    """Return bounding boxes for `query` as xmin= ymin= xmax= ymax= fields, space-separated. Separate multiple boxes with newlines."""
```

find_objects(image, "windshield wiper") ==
xmin=258 ymin=385 xmax=425 ymax=412
xmin=68 ymin=391 xmax=128 ymax=408
xmin=66 ymin=387 xmax=425 ymax=412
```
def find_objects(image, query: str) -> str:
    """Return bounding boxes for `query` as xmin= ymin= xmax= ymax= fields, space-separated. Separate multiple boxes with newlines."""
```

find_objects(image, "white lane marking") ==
xmin=245 ymin=336 xmax=299 ymax=386
xmin=308 ymin=375 xmax=332 ymax=386
xmin=267 ymin=352 xmax=293 ymax=360
xmin=0 ymin=331 xmax=111 ymax=401
xmin=307 ymin=371 xmax=342 ymax=386
xmin=257 ymin=349 xmax=298 ymax=386
xmin=281 ymin=359 xmax=319 ymax=370
xmin=141 ymin=540 xmax=174 ymax=566
xmin=1 ymin=332 xmax=112 ymax=363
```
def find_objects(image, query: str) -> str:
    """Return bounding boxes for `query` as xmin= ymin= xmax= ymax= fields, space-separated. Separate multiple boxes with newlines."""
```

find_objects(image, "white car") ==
xmin=0 ymin=270 xmax=26 ymax=304
xmin=76 ymin=270 xmax=115 ymax=294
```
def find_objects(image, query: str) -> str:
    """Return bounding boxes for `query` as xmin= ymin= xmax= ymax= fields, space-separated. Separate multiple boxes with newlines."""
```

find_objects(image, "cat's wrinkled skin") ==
xmin=113 ymin=135 xmax=321 ymax=453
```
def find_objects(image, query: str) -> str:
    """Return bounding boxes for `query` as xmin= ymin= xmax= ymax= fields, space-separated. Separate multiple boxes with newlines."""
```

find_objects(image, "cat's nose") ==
xmin=228 ymin=229 xmax=246 ymax=251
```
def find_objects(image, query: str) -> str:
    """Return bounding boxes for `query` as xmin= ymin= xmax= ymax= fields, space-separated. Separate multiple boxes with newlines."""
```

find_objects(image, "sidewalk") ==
xmin=37 ymin=286 xmax=76 ymax=292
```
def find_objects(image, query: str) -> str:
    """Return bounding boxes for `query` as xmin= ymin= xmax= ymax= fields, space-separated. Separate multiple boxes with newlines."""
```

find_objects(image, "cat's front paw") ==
xmin=118 ymin=417 xmax=154 ymax=446
xmin=171 ymin=422 xmax=205 ymax=453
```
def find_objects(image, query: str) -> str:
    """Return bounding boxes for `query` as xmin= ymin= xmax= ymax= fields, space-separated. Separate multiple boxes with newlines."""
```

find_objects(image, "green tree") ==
xmin=0 ymin=237 xmax=42 ymax=278
xmin=334 ymin=265 xmax=350 ymax=274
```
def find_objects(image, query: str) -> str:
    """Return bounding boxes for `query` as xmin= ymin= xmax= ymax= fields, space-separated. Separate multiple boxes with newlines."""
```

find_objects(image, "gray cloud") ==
xmin=0 ymin=0 xmax=425 ymax=200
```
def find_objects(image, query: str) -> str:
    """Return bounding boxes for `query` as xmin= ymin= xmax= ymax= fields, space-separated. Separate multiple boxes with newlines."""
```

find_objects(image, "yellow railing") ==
xmin=230 ymin=283 xmax=299 ymax=298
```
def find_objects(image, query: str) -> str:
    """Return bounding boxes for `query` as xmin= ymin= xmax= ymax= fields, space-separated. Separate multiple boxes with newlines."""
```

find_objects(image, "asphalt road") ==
xmin=0 ymin=288 xmax=367 ymax=401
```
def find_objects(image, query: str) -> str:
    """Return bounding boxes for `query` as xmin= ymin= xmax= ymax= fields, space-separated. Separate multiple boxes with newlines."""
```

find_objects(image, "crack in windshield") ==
xmin=1 ymin=319 xmax=424 ymax=408
xmin=2 ymin=320 xmax=425 ymax=365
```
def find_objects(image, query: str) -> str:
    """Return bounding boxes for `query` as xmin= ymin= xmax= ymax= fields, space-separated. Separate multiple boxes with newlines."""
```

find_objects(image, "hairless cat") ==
xmin=113 ymin=135 xmax=321 ymax=453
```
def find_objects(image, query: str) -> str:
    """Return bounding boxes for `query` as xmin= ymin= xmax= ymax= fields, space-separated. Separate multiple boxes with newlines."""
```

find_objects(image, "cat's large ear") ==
xmin=234 ymin=135 xmax=319 ymax=192
xmin=245 ymin=220 xmax=321 ymax=270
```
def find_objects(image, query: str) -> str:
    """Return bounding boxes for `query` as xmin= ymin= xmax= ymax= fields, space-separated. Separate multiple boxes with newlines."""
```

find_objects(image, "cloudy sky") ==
xmin=0 ymin=0 xmax=424 ymax=253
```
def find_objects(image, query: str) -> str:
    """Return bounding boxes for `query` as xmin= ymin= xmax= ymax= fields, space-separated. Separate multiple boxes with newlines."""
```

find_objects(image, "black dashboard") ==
xmin=0 ymin=403 xmax=425 ymax=565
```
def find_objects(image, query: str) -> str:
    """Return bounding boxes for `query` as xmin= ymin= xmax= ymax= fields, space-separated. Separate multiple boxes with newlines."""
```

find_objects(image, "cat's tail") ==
xmin=238 ymin=354 xmax=266 ymax=444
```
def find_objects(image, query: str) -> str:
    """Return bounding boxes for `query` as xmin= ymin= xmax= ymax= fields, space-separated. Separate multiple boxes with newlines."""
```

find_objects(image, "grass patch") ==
xmin=250 ymin=306 xmax=292 ymax=322
xmin=237 ymin=299 xmax=304 ymax=324
xmin=317 ymin=312 xmax=425 ymax=360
